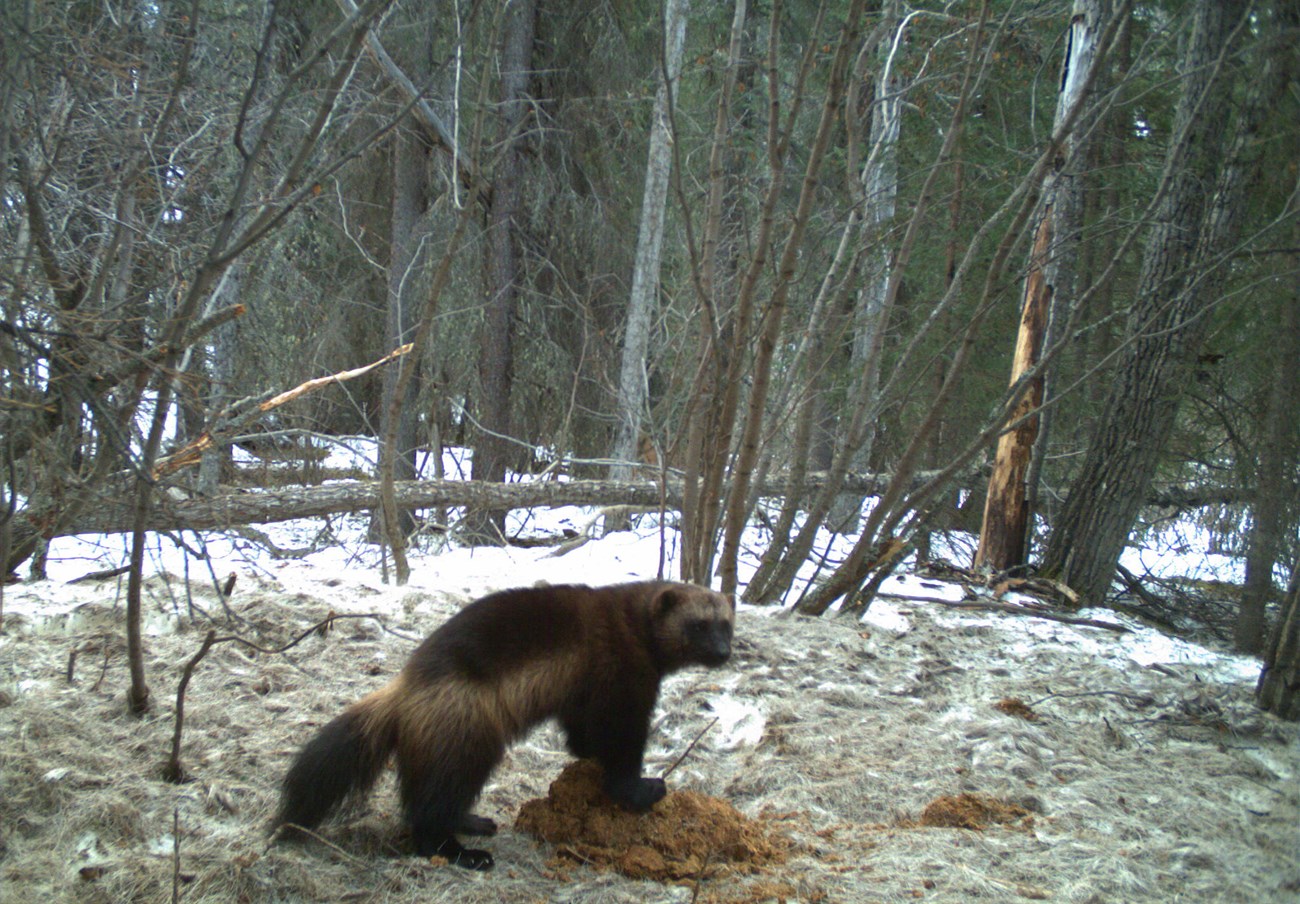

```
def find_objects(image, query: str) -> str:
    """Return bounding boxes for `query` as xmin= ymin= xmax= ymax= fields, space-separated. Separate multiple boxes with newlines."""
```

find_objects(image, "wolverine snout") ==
xmin=700 ymin=627 xmax=732 ymax=665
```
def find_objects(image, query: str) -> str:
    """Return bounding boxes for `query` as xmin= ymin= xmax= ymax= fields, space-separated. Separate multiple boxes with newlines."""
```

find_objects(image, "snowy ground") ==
xmin=1 ymin=461 xmax=1296 ymax=902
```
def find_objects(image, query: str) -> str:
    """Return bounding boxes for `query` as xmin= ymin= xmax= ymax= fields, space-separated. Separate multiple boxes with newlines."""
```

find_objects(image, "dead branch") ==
xmin=66 ymin=565 xmax=133 ymax=584
xmin=164 ymin=612 xmax=384 ymax=784
xmin=153 ymin=344 xmax=412 ymax=478
xmin=660 ymin=716 xmax=719 ymax=780
xmin=165 ymin=629 xmax=218 ymax=783
xmin=924 ymin=597 xmax=1129 ymax=633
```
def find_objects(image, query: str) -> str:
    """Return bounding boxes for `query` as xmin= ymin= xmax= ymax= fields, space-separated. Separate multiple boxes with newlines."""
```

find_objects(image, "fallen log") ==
xmin=7 ymin=467 xmax=1256 ymax=556
xmin=44 ymin=479 xmax=676 ymax=536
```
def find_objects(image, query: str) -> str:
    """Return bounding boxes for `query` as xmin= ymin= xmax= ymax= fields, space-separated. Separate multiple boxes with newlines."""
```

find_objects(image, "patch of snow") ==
xmin=860 ymin=597 xmax=914 ymax=636
xmin=703 ymin=695 xmax=765 ymax=750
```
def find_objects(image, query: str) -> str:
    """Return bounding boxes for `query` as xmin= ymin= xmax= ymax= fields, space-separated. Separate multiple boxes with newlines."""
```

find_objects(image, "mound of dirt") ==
xmin=993 ymin=697 xmax=1039 ymax=720
xmin=514 ymin=760 xmax=792 ymax=882
xmin=915 ymin=792 xmax=1032 ymax=830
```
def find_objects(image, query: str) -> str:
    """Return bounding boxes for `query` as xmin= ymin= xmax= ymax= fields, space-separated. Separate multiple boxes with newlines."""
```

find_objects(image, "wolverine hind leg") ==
xmin=397 ymin=723 xmax=504 ymax=870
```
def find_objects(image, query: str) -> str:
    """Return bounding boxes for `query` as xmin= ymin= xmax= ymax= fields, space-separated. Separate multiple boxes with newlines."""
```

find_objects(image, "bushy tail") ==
xmin=277 ymin=686 xmax=399 ymax=832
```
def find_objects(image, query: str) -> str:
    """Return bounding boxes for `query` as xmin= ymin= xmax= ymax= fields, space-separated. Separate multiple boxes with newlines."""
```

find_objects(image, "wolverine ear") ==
xmin=654 ymin=586 xmax=684 ymax=617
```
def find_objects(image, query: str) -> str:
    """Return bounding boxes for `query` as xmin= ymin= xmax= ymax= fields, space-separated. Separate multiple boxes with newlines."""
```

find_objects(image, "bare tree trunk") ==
xmin=828 ymin=0 xmax=902 ymax=533
xmin=469 ymin=0 xmax=536 ymax=543
xmin=1237 ymin=231 xmax=1300 ymax=652
xmin=608 ymin=0 xmax=690 ymax=497
xmin=1257 ymin=561 xmax=1300 ymax=720
xmin=678 ymin=0 xmax=750 ymax=586
xmin=1041 ymin=0 xmax=1265 ymax=605
xmin=716 ymin=0 xmax=868 ymax=596
xmin=198 ymin=264 xmax=242 ymax=494
xmin=975 ymin=0 xmax=1107 ymax=573
xmin=374 ymin=125 xmax=430 ymax=540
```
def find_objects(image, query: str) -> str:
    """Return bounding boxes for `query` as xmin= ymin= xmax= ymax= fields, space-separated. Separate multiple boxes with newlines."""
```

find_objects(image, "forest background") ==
xmin=1 ymin=0 xmax=1297 ymax=714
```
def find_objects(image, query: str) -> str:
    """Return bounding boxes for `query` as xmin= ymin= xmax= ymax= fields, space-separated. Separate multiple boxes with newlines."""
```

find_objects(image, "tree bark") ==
xmin=374 ymin=125 xmax=430 ymax=539
xmin=9 ymin=463 xmax=1244 ymax=544
xmin=469 ymin=0 xmax=536 ymax=542
xmin=1041 ymin=0 xmax=1254 ymax=604
xmin=975 ymin=0 xmax=1105 ymax=572
xmin=828 ymin=0 xmax=903 ymax=533
xmin=199 ymin=265 xmax=243 ymax=494
xmin=1257 ymin=561 xmax=1300 ymax=721
xmin=1236 ymin=222 xmax=1300 ymax=651
xmin=30 ymin=470 xmax=946 ymax=538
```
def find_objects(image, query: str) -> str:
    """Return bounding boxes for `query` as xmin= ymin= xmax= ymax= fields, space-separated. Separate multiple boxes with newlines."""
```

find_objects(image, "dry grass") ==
xmin=1 ymin=567 xmax=1297 ymax=903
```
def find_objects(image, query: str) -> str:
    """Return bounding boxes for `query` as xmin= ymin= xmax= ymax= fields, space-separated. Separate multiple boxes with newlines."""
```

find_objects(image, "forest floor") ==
xmin=1 ymin=517 xmax=1297 ymax=904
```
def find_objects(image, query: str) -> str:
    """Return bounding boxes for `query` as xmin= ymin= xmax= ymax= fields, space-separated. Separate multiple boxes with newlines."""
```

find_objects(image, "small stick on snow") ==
xmin=661 ymin=717 xmax=720 ymax=780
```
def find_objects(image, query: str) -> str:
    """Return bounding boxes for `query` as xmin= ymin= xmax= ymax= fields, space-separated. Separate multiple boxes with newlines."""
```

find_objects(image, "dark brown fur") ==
xmin=277 ymin=581 xmax=734 ymax=870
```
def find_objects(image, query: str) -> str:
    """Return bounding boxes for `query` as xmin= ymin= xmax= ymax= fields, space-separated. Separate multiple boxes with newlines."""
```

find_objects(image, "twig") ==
xmin=660 ymin=717 xmax=719 ymax=780
xmin=1026 ymin=689 xmax=1155 ymax=708
xmin=171 ymin=807 xmax=182 ymax=904
xmin=165 ymin=612 xmax=383 ymax=783
xmin=165 ymin=629 xmax=218 ymax=783
xmin=66 ymin=564 xmax=132 ymax=584
xmin=690 ymin=847 xmax=716 ymax=903
xmin=93 ymin=645 xmax=112 ymax=692
xmin=271 ymin=822 xmax=370 ymax=865
xmin=888 ymin=594 xmax=1130 ymax=633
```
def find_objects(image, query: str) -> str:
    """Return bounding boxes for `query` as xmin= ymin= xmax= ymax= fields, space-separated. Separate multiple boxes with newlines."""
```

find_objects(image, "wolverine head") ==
xmin=651 ymin=583 xmax=735 ymax=671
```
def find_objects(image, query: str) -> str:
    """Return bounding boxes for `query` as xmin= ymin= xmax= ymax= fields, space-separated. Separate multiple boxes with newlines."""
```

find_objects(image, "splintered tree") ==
xmin=974 ymin=0 xmax=1108 ymax=572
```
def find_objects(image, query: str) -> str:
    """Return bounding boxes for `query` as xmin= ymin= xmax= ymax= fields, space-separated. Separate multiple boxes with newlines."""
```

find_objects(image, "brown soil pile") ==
xmin=993 ymin=696 xmax=1039 ymax=720
xmin=915 ymin=793 xmax=1032 ymax=830
xmin=514 ymin=760 xmax=792 ymax=881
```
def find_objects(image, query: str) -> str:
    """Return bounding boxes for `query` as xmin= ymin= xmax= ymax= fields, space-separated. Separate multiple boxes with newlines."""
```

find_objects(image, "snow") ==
xmin=1 ymin=442 xmax=1295 ymax=902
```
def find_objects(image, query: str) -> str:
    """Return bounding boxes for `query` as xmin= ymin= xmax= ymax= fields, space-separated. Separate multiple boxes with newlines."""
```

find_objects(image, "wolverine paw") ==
xmin=458 ymin=813 xmax=498 ymax=837
xmin=452 ymin=847 xmax=495 ymax=871
xmin=418 ymin=835 xmax=496 ymax=871
xmin=607 ymin=775 xmax=667 ymax=812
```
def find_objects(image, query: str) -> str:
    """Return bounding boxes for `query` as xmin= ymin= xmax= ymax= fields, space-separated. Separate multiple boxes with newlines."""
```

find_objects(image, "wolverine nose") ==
xmin=706 ymin=638 xmax=731 ymax=664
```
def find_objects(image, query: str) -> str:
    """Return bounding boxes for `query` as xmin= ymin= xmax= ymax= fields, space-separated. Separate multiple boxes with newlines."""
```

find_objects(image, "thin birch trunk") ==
xmin=828 ymin=0 xmax=905 ymax=533
xmin=609 ymin=0 xmax=690 ymax=485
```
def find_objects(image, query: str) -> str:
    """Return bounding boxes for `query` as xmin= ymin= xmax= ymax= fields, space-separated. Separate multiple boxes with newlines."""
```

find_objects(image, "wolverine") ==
xmin=277 ymin=580 xmax=735 ymax=870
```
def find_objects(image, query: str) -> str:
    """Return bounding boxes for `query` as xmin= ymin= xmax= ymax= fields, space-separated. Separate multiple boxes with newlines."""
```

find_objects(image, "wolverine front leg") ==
xmin=593 ymin=708 xmax=665 ymax=812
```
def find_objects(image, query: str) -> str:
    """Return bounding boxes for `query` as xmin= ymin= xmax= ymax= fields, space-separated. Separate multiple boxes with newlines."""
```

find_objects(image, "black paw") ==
xmin=450 ymin=846 xmax=495 ymax=871
xmin=416 ymin=835 xmax=496 ymax=871
xmin=458 ymin=813 xmax=498 ymax=837
xmin=606 ymin=776 xmax=667 ymax=812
